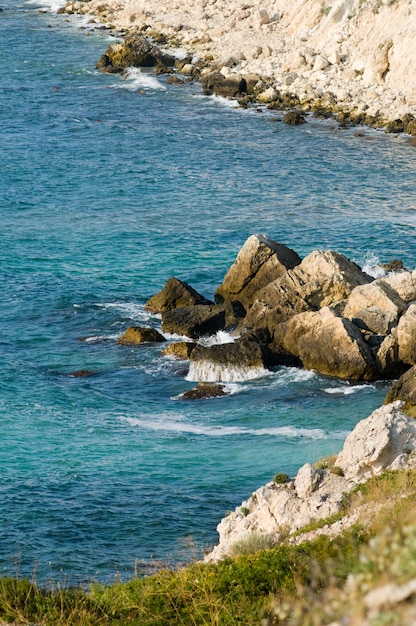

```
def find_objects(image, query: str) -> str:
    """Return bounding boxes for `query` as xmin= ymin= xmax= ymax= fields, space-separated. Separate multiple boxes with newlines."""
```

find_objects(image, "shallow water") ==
xmin=0 ymin=0 xmax=415 ymax=585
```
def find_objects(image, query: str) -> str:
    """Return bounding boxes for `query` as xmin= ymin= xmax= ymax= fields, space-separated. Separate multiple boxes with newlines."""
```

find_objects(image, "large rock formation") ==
xmin=205 ymin=401 xmax=416 ymax=562
xmin=214 ymin=234 xmax=301 ymax=308
xmin=96 ymin=33 xmax=175 ymax=73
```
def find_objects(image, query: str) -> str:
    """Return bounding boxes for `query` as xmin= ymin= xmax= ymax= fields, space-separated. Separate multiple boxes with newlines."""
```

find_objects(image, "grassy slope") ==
xmin=2 ymin=470 xmax=416 ymax=625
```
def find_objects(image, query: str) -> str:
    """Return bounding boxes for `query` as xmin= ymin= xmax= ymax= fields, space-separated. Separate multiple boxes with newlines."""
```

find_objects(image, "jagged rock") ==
xmin=96 ymin=33 xmax=175 ymax=73
xmin=215 ymin=234 xmax=301 ymax=308
xmin=187 ymin=338 xmax=270 ymax=382
xmin=380 ymin=259 xmax=406 ymax=273
xmin=117 ymin=326 xmax=166 ymax=344
xmin=343 ymin=281 xmax=407 ymax=334
xmin=380 ymin=270 xmax=416 ymax=304
xmin=335 ymin=401 xmax=416 ymax=480
xmin=281 ymin=306 xmax=377 ymax=381
xmin=181 ymin=382 xmax=228 ymax=400
xmin=145 ymin=276 xmax=212 ymax=313
xmin=245 ymin=249 xmax=371 ymax=333
xmin=205 ymin=401 xmax=416 ymax=562
xmin=385 ymin=365 xmax=416 ymax=411
xmin=397 ymin=304 xmax=416 ymax=365
xmin=201 ymin=71 xmax=248 ymax=97
xmin=161 ymin=304 xmax=226 ymax=339
xmin=161 ymin=341 xmax=196 ymax=359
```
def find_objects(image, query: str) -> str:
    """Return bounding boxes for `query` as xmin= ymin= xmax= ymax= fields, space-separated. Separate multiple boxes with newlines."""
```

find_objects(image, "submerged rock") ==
xmin=117 ymin=326 xmax=166 ymax=344
xmin=181 ymin=382 xmax=228 ymax=400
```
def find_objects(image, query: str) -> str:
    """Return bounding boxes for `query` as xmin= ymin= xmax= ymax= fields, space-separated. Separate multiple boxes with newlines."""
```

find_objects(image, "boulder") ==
xmin=215 ymin=234 xmax=301 ymax=308
xmin=201 ymin=72 xmax=248 ymax=98
xmin=161 ymin=341 xmax=196 ymax=359
xmin=245 ymin=249 xmax=371 ymax=333
xmin=181 ymin=383 xmax=228 ymax=400
xmin=343 ymin=281 xmax=407 ymax=334
xmin=335 ymin=401 xmax=416 ymax=481
xmin=385 ymin=365 xmax=416 ymax=412
xmin=117 ymin=326 xmax=166 ymax=344
xmin=96 ymin=34 xmax=175 ymax=73
xmin=161 ymin=304 xmax=226 ymax=339
xmin=145 ymin=277 xmax=212 ymax=313
xmin=397 ymin=304 xmax=416 ymax=365
xmin=281 ymin=307 xmax=377 ymax=381
xmin=380 ymin=270 xmax=416 ymax=304
xmin=187 ymin=338 xmax=270 ymax=382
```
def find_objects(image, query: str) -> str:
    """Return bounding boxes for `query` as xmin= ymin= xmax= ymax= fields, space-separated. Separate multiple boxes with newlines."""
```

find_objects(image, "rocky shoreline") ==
xmin=57 ymin=0 xmax=416 ymax=133
xmin=116 ymin=234 xmax=415 ymax=558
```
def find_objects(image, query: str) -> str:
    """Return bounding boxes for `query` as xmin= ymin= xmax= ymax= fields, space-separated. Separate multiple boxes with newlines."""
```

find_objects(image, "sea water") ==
xmin=0 ymin=0 xmax=415 ymax=585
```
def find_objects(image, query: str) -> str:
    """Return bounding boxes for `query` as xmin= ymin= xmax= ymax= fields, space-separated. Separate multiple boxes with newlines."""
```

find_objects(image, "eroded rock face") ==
xmin=380 ymin=270 xmax=416 ymax=303
xmin=145 ymin=277 xmax=212 ymax=313
xmin=117 ymin=326 xmax=166 ymax=344
xmin=215 ymin=234 xmax=301 ymax=308
xmin=205 ymin=401 xmax=416 ymax=562
xmin=282 ymin=307 xmax=377 ymax=381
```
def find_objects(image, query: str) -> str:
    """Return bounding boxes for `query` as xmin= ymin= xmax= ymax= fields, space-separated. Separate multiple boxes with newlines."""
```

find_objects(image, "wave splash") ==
xmin=186 ymin=360 xmax=270 ymax=383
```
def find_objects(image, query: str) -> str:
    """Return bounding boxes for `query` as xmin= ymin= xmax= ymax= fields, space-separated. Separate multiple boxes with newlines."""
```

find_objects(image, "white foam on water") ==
xmin=198 ymin=330 xmax=238 ymax=347
xmin=271 ymin=367 xmax=318 ymax=386
xmin=186 ymin=360 xmax=271 ymax=383
xmin=112 ymin=68 xmax=167 ymax=92
xmin=83 ymin=333 xmax=120 ymax=342
xmin=26 ymin=0 xmax=65 ymax=12
xmin=119 ymin=415 xmax=339 ymax=439
xmin=324 ymin=383 xmax=374 ymax=395
xmin=361 ymin=252 xmax=386 ymax=279
xmin=97 ymin=302 xmax=156 ymax=322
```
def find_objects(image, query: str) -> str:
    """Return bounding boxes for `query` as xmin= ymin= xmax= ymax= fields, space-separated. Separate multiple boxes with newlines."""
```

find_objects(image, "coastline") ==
xmin=57 ymin=0 xmax=416 ymax=131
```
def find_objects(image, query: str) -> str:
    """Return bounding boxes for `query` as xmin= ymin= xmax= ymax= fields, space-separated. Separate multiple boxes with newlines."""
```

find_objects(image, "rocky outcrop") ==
xmin=201 ymin=72 xmax=249 ymax=98
xmin=96 ymin=33 xmax=175 ymax=73
xmin=117 ymin=326 xmax=166 ymax=344
xmin=214 ymin=234 xmax=301 ymax=309
xmin=145 ymin=277 xmax=212 ymax=313
xmin=145 ymin=236 xmax=415 ymax=382
xmin=161 ymin=341 xmax=196 ymax=359
xmin=205 ymin=401 xmax=416 ymax=562
xmin=245 ymin=249 xmax=370 ymax=333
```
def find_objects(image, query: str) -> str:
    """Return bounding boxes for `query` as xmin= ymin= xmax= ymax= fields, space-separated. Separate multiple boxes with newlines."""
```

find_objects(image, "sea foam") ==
xmin=186 ymin=360 xmax=271 ymax=383
xmin=113 ymin=68 xmax=167 ymax=92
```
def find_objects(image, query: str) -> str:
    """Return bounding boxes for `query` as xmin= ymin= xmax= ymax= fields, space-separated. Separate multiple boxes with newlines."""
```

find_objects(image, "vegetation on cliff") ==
xmin=2 ymin=469 xmax=416 ymax=625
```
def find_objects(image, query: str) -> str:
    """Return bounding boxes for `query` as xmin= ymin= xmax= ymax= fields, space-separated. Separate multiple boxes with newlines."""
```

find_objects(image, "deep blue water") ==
xmin=0 ymin=0 xmax=415 ymax=585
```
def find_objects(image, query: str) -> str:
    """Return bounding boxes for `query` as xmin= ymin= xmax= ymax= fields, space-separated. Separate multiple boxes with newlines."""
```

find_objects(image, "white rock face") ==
xmin=70 ymin=0 xmax=416 ymax=124
xmin=205 ymin=401 xmax=416 ymax=562
xmin=335 ymin=401 xmax=416 ymax=480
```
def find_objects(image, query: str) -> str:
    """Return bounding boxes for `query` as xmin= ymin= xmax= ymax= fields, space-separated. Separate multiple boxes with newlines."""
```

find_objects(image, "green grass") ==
xmin=2 ymin=470 xmax=416 ymax=625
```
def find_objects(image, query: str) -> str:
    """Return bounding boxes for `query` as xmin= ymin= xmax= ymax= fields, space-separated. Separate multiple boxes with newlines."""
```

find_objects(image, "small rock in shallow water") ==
xmin=181 ymin=382 xmax=229 ymax=400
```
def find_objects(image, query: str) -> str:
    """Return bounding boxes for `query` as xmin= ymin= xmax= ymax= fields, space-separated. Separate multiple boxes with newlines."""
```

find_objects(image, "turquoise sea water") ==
xmin=1 ymin=0 xmax=415 ymax=585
